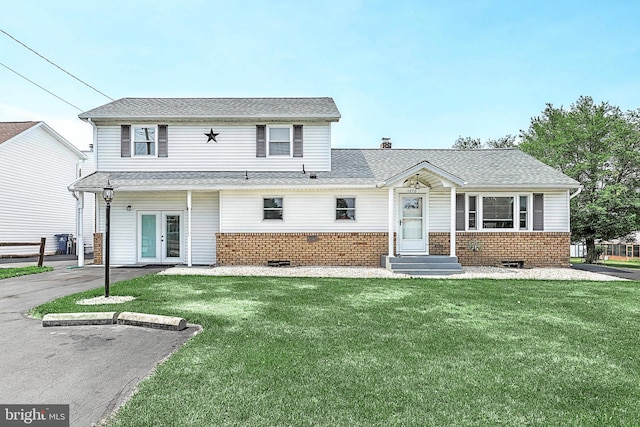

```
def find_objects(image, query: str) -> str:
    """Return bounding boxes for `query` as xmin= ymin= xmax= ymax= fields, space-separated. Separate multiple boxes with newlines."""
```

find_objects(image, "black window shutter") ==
xmin=256 ymin=125 xmax=266 ymax=157
xmin=533 ymin=193 xmax=544 ymax=230
xmin=456 ymin=193 xmax=465 ymax=231
xmin=293 ymin=125 xmax=303 ymax=157
xmin=120 ymin=125 xmax=131 ymax=157
xmin=158 ymin=125 xmax=168 ymax=157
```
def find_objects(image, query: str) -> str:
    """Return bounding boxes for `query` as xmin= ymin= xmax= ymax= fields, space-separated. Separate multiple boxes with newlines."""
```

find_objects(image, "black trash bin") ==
xmin=54 ymin=234 xmax=72 ymax=255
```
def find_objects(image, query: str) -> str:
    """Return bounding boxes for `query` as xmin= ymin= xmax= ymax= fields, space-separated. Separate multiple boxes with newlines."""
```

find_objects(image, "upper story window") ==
xmin=268 ymin=126 xmax=292 ymax=156
xmin=263 ymin=197 xmax=283 ymax=220
xmin=336 ymin=197 xmax=356 ymax=220
xmin=133 ymin=126 xmax=157 ymax=156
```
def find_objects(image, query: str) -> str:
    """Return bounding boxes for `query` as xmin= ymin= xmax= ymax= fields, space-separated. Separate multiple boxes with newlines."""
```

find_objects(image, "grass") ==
xmin=571 ymin=257 xmax=640 ymax=269
xmin=0 ymin=265 xmax=53 ymax=279
xmin=33 ymin=274 xmax=640 ymax=426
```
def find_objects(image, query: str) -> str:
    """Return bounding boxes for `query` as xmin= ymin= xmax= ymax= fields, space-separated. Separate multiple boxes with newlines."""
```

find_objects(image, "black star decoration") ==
xmin=205 ymin=128 xmax=219 ymax=143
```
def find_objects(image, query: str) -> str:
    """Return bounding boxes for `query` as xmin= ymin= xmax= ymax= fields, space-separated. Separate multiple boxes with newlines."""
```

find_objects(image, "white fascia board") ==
xmin=464 ymin=183 xmax=582 ymax=190
xmin=71 ymin=184 xmax=377 ymax=193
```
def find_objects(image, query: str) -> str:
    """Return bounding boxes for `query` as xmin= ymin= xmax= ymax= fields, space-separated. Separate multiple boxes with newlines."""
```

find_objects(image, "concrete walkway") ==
xmin=0 ymin=260 xmax=198 ymax=427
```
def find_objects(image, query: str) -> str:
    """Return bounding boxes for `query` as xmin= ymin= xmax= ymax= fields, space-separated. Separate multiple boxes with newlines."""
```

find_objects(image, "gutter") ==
xmin=569 ymin=187 xmax=583 ymax=199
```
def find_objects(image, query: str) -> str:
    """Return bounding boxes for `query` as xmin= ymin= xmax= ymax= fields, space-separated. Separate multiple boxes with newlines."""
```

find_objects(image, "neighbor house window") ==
xmin=263 ymin=197 xmax=283 ymax=220
xmin=336 ymin=198 xmax=356 ymax=220
xmin=482 ymin=196 xmax=514 ymax=229
xmin=133 ymin=126 xmax=157 ymax=156
xmin=268 ymin=126 xmax=291 ymax=156
xmin=519 ymin=195 xmax=528 ymax=229
xmin=468 ymin=195 xmax=477 ymax=230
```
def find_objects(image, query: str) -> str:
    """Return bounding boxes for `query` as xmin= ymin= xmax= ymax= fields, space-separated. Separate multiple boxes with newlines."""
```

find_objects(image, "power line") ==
xmin=0 ymin=28 xmax=114 ymax=101
xmin=0 ymin=61 xmax=83 ymax=111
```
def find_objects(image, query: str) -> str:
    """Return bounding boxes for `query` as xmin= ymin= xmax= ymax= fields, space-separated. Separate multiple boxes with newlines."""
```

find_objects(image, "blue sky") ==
xmin=1 ymin=0 xmax=639 ymax=150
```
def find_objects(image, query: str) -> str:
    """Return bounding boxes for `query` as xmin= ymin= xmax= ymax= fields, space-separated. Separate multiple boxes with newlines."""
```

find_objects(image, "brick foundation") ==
xmin=215 ymin=232 xmax=389 ymax=267
xmin=429 ymin=232 xmax=571 ymax=267
xmin=93 ymin=233 xmax=103 ymax=265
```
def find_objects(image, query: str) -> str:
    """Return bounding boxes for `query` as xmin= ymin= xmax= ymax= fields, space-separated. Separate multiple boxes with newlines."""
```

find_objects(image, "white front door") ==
xmin=398 ymin=194 xmax=428 ymax=253
xmin=138 ymin=211 xmax=184 ymax=263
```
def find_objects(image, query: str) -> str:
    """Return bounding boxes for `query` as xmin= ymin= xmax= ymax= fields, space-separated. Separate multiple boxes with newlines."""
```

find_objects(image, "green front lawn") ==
xmin=33 ymin=275 xmax=640 ymax=426
xmin=0 ymin=266 xmax=52 ymax=280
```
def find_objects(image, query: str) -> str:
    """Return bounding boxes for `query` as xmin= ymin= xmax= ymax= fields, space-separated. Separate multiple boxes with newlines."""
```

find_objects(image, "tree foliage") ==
xmin=519 ymin=96 xmax=640 ymax=262
xmin=452 ymin=135 xmax=517 ymax=149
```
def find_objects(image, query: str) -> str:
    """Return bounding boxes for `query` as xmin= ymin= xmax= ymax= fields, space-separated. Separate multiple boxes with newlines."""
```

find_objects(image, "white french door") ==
xmin=138 ymin=211 xmax=183 ymax=263
xmin=398 ymin=194 xmax=428 ymax=253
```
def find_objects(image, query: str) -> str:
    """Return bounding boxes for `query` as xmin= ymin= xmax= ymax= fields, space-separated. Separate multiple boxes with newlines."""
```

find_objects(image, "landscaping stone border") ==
xmin=42 ymin=311 xmax=187 ymax=331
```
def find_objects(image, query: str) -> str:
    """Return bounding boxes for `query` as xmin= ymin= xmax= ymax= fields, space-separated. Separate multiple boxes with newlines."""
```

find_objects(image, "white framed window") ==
xmin=263 ymin=197 xmax=283 ymax=220
xmin=336 ymin=197 xmax=356 ymax=220
xmin=519 ymin=195 xmax=529 ymax=230
xmin=133 ymin=125 xmax=157 ymax=156
xmin=462 ymin=193 xmax=536 ymax=231
xmin=267 ymin=126 xmax=292 ymax=156
xmin=468 ymin=195 xmax=477 ymax=230
xmin=482 ymin=196 xmax=514 ymax=229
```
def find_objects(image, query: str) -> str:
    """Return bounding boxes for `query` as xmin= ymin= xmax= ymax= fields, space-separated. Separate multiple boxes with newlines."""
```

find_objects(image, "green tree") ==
xmin=519 ymin=96 xmax=640 ymax=263
xmin=452 ymin=135 xmax=518 ymax=149
xmin=452 ymin=136 xmax=483 ymax=150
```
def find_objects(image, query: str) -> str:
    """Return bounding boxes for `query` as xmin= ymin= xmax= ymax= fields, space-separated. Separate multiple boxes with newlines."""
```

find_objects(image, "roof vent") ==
xmin=380 ymin=137 xmax=392 ymax=149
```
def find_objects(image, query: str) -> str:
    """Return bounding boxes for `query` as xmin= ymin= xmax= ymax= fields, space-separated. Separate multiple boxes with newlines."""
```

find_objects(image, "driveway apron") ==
xmin=0 ymin=261 xmax=197 ymax=427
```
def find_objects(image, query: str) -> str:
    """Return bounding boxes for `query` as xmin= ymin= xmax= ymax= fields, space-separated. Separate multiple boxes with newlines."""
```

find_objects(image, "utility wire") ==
xmin=0 ymin=61 xmax=83 ymax=111
xmin=0 ymin=28 xmax=114 ymax=101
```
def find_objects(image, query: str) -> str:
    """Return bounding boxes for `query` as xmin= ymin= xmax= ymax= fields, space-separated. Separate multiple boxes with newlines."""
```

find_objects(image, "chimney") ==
xmin=380 ymin=137 xmax=392 ymax=149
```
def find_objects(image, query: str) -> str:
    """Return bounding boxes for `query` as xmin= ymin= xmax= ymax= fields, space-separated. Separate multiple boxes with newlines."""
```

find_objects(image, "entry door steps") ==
xmin=382 ymin=255 xmax=463 ymax=276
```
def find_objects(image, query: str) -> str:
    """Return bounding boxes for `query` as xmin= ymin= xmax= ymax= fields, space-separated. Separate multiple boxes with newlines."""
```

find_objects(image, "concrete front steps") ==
xmin=381 ymin=255 xmax=464 ymax=276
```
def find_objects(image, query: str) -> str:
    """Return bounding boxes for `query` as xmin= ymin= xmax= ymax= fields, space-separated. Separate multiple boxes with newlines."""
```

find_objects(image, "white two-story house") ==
xmin=69 ymin=97 xmax=580 ymax=274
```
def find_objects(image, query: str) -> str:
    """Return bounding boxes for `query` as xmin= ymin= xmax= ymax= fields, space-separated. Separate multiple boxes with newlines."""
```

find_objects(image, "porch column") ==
xmin=187 ymin=190 xmax=192 ymax=267
xmin=388 ymin=187 xmax=394 ymax=257
xmin=77 ymin=192 xmax=85 ymax=267
xmin=450 ymin=186 xmax=456 ymax=257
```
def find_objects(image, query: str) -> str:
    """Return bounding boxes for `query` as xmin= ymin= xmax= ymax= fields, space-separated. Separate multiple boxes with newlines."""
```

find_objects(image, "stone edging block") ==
xmin=41 ymin=312 xmax=187 ymax=331
xmin=117 ymin=312 xmax=187 ymax=331
xmin=42 ymin=312 xmax=118 ymax=327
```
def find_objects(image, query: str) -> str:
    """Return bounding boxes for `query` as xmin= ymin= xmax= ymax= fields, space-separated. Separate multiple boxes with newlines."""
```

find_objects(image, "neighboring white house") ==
xmin=0 ymin=121 xmax=94 ymax=257
xmin=70 ymin=98 xmax=581 ymax=273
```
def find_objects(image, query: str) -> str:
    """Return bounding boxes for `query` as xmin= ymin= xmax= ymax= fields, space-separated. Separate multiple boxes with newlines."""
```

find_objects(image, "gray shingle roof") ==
xmin=69 ymin=148 xmax=580 ymax=191
xmin=78 ymin=98 xmax=341 ymax=121
xmin=0 ymin=121 xmax=39 ymax=144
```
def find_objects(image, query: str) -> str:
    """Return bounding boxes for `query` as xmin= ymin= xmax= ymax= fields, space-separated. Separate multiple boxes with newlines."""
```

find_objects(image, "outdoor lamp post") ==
xmin=102 ymin=180 xmax=114 ymax=298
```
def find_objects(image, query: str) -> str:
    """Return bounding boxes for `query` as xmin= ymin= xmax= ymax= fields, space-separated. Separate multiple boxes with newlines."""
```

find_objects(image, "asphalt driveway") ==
xmin=0 ymin=260 xmax=198 ymax=427
xmin=571 ymin=263 xmax=640 ymax=280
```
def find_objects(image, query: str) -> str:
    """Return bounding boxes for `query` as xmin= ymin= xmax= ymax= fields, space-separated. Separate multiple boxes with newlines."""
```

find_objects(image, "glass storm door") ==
xmin=138 ymin=211 xmax=183 ymax=263
xmin=399 ymin=195 xmax=428 ymax=253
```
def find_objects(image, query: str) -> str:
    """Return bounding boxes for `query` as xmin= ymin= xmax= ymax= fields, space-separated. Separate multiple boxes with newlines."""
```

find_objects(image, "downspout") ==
xmin=187 ymin=190 xmax=192 ymax=267
xmin=69 ymin=189 xmax=85 ymax=267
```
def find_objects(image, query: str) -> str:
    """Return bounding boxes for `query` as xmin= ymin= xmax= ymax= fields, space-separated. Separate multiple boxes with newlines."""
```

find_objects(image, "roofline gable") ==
xmin=379 ymin=160 xmax=466 ymax=188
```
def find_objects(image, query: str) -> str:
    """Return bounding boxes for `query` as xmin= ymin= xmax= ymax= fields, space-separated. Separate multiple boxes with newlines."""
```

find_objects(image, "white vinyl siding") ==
xmin=0 ymin=125 xmax=85 ymax=256
xmin=96 ymin=123 xmax=331 ymax=172
xmin=97 ymin=191 xmax=219 ymax=265
xmin=191 ymin=192 xmax=219 ymax=265
xmin=543 ymin=191 xmax=569 ymax=231
xmin=220 ymin=189 xmax=388 ymax=233
xmin=428 ymin=190 xmax=451 ymax=232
